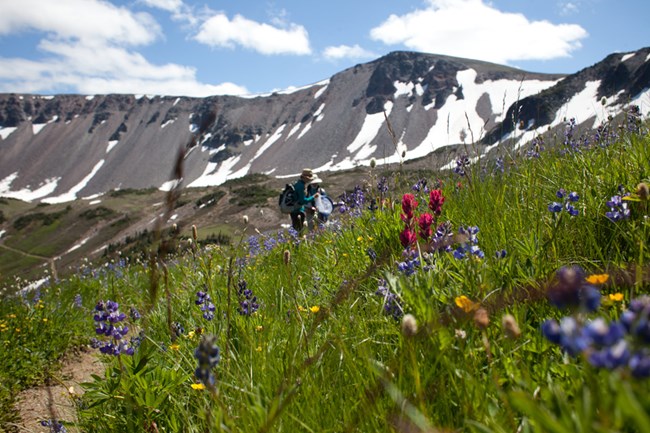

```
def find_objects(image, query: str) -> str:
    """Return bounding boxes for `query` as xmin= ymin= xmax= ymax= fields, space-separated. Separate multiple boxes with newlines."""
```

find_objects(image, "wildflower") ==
xmin=375 ymin=279 xmax=403 ymax=320
xmin=453 ymin=155 xmax=470 ymax=176
xmin=586 ymin=274 xmax=609 ymax=285
xmin=546 ymin=266 xmax=601 ymax=312
xmin=169 ymin=344 xmax=180 ymax=351
xmin=73 ymin=294 xmax=83 ymax=308
xmin=366 ymin=247 xmax=377 ymax=262
xmin=191 ymin=383 xmax=206 ymax=390
xmin=377 ymin=176 xmax=389 ymax=194
xmin=40 ymin=419 xmax=67 ymax=433
xmin=411 ymin=179 xmax=428 ymax=193
xmin=194 ymin=335 xmax=221 ymax=388
xmin=397 ymin=249 xmax=420 ymax=276
xmin=129 ymin=306 xmax=141 ymax=321
xmin=92 ymin=300 xmax=133 ymax=356
xmin=401 ymin=314 xmax=418 ymax=337
xmin=609 ymin=293 xmax=624 ymax=302
xmin=195 ymin=291 xmax=215 ymax=320
xmin=428 ymin=189 xmax=445 ymax=215
xmin=238 ymin=280 xmax=259 ymax=316
xmin=455 ymin=329 xmax=467 ymax=339
xmin=605 ymin=195 xmax=630 ymax=222
xmin=310 ymin=306 xmax=320 ymax=313
xmin=399 ymin=227 xmax=417 ymax=248
xmin=172 ymin=322 xmax=185 ymax=338
xmin=400 ymin=193 xmax=418 ymax=222
xmin=455 ymin=295 xmax=478 ymax=313
xmin=494 ymin=249 xmax=507 ymax=259
xmin=417 ymin=213 xmax=434 ymax=240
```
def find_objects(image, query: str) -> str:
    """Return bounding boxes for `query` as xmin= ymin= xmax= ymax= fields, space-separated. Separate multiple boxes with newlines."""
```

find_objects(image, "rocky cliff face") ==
xmin=0 ymin=47 xmax=649 ymax=203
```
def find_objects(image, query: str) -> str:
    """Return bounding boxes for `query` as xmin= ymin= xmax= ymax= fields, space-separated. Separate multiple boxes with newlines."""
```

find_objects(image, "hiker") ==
xmin=290 ymin=169 xmax=319 ymax=232
xmin=306 ymin=175 xmax=329 ymax=230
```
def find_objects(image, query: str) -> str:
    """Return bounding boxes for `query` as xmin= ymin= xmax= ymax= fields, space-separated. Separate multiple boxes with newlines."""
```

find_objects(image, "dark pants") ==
xmin=290 ymin=211 xmax=305 ymax=231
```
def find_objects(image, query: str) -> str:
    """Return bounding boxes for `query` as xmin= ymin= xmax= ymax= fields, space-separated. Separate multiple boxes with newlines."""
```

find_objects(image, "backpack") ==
xmin=278 ymin=183 xmax=298 ymax=214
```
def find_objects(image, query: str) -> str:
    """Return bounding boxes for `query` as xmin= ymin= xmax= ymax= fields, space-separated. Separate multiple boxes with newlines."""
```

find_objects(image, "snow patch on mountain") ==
xmin=0 ymin=172 xmax=60 ymax=201
xmin=42 ymin=159 xmax=106 ymax=204
xmin=0 ymin=127 xmax=17 ymax=140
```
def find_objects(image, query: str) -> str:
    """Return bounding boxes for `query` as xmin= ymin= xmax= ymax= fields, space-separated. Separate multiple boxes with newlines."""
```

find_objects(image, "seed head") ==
xmin=283 ymin=250 xmax=291 ymax=265
xmin=501 ymin=314 xmax=521 ymax=339
xmin=473 ymin=308 xmax=489 ymax=329
xmin=637 ymin=182 xmax=649 ymax=201
xmin=192 ymin=225 xmax=198 ymax=242
xmin=401 ymin=314 xmax=418 ymax=337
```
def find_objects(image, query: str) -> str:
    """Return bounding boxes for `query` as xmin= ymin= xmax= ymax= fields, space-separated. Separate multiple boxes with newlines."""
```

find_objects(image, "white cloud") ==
xmin=0 ymin=0 xmax=160 ymax=45
xmin=323 ymin=44 xmax=376 ymax=60
xmin=0 ymin=0 xmax=247 ymax=96
xmin=139 ymin=0 xmax=183 ymax=13
xmin=195 ymin=13 xmax=311 ymax=55
xmin=370 ymin=0 xmax=588 ymax=64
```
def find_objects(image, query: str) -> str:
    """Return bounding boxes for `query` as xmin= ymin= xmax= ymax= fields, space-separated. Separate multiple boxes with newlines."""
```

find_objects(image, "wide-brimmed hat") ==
xmin=300 ymin=168 xmax=314 ymax=181
xmin=308 ymin=176 xmax=323 ymax=185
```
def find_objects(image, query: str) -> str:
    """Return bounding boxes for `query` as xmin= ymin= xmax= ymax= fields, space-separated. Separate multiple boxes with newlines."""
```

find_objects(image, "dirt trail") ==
xmin=11 ymin=349 xmax=104 ymax=432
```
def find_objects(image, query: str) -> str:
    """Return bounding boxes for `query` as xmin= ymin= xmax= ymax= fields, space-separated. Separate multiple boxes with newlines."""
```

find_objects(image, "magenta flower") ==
xmin=399 ymin=227 xmax=417 ymax=248
xmin=428 ymin=189 xmax=445 ymax=215
xmin=418 ymin=213 xmax=434 ymax=240
xmin=401 ymin=193 xmax=418 ymax=222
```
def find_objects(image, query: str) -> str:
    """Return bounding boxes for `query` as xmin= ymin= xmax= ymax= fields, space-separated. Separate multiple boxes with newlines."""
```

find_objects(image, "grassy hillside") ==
xmin=1 ymin=109 xmax=649 ymax=432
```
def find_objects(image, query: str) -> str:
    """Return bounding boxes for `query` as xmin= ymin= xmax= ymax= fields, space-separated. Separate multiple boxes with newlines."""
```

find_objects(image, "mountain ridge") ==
xmin=0 ymin=47 xmax=648 ymax=204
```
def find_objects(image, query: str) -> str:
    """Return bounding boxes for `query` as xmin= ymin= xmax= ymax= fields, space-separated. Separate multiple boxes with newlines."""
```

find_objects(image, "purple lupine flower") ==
xmin=237 ymin=280 xmax=259 ymax=316
xmin=40 ymin=419 xmax=67 ymax=433
xmin=194 ymin=335 xmax=221 ymax=388
xmin=375 ymin=279 xmax=403 ymax=320
xmin=605 ymin=195 xmax=630 ymax=222
xmin=92 ymin=299 xmax=133 ymax=356
xmin=196 ymin=291 xmax=215 ymax=321
xmin=546 ymin=266 xmax=601 ymax=313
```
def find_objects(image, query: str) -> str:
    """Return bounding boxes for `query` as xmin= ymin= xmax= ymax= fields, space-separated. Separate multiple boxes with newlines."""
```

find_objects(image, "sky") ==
xmin=0 ymin=0 xmax=648 ymax=97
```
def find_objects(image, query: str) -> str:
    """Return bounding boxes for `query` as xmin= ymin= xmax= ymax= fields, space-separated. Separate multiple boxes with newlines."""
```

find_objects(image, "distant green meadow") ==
xmin=1 ymin=109 xmax=649 ymax=432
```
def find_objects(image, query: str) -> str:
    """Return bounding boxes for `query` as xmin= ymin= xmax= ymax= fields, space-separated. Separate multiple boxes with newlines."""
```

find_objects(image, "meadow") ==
xmin=1 ymin=106 xmax=649 ymax=432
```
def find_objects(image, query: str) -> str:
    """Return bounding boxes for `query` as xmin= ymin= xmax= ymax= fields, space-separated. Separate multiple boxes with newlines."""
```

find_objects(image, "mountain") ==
xmin=0 ymin=48 xmax=649 ymax=204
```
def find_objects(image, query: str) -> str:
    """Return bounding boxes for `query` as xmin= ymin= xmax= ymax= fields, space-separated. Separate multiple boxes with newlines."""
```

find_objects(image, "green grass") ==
xmin=1 ymin=116 xmax=649 ymax=432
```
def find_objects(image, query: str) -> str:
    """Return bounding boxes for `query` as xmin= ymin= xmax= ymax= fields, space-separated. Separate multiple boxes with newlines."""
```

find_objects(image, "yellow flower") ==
xmin=586 ymin=274 xmax=609 ymax=284
xmin=454 ymin=296 xmax=478 ymax=313
xmin=310 ymin=306 xmax=320 ymax=313
xmin=357 ymin=236 xmax=364 ymax=242
xmin=256 ymin=346 xmax=262 ymax=352
xmin=367 ymin=236 xmax=373 ymax=241
xmin=186 ymin=331 xmax=196 ymax=340
xmin=609 ymin=293 xmax=624 ymax=302
xmin=298 ymin=306 xmax=306 ymax=312
xmin=256 ymin=325 xmax=263 ymax=332
xmin=191 ymin=383 xmax=206 ymax=390
xmin=169 ymin=344 xmax=180 ymax=351
xmin=42 ymin=318 xmax=48 ymax=323
xmin=7 ymin=314 xmax=16 ymax=319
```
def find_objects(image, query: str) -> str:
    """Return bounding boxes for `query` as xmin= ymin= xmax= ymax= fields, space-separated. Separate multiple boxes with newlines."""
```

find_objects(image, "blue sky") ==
xmin=0 ymin=0 xmax=648 ymax=97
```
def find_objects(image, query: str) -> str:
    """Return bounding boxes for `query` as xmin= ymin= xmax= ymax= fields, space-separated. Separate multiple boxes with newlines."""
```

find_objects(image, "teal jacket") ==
xmin=292 ymin=179 xmax=316 ymax=213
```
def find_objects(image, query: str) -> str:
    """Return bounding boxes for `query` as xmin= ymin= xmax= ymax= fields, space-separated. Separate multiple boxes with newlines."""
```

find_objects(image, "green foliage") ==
xmin=12 ymin=206 xmax=71 ymax=230
xmin=229 ymin=185 xmax=277 ymax=207
xmin=1 ymin=117 xmax=650 ymax=432
xmin=79 ymin=206 xmax=116 ymax=220
xmin=195 ymin=190 xmax=226 ymax=208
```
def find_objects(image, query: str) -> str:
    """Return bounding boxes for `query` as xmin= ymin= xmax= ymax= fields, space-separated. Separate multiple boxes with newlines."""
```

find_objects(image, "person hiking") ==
xmin=290 ymin=169 xmax=319 ymax=232
xmin=306 ymin=175 xmax=329 ymax=230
